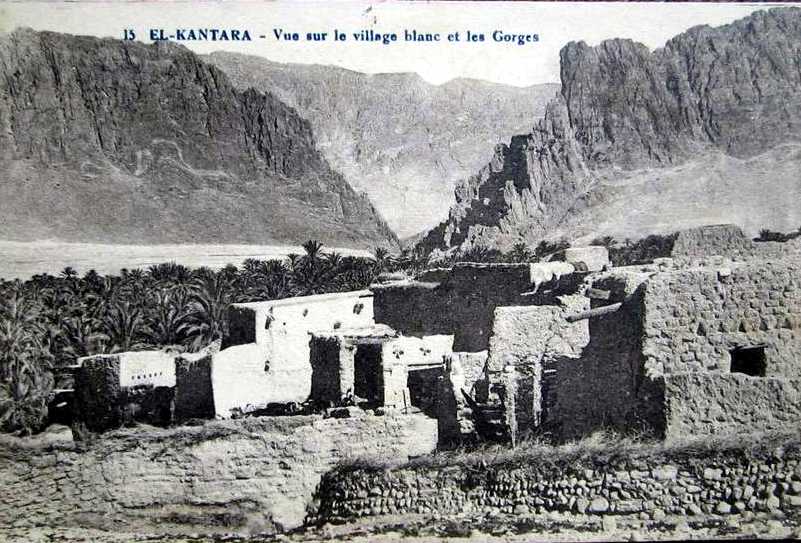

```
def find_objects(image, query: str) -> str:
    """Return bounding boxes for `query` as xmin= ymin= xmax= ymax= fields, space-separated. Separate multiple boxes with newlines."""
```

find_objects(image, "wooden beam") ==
xmin=587 ymin=288 xmax=611 ymax=300
xmin=565 ymin=302 xmax=623 ymax=322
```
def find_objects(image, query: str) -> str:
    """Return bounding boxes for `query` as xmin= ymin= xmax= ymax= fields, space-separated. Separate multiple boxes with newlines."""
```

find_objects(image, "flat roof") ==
xmin=233 ymin=289 xmax=373 ymax=309
xmin=310 ymin=324 xmax=398 ymax=339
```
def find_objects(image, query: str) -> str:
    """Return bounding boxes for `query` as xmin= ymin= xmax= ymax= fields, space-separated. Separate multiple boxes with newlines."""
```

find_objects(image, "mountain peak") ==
xmin=419 ymin=7 xmax=801 ymax=255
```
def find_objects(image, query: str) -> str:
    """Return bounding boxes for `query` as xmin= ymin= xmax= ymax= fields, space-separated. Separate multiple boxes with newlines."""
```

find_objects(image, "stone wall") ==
xmin=0 ymin=413 xmax=437 ymax=536
xmin=174 ymin=353 xmax=215 ymax=421
xmin=315 ymin=436 xmax=801 ymax=523
xmin=663 ymin=373 xmax=801 ymax=439
xmin=641 ymin=260 xmax=801 ymax=379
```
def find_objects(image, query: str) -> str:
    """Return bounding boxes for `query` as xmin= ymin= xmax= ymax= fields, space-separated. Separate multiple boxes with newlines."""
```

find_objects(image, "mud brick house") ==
xmin=308 ymin=325 xmax=453 ymax=412
xmin=176 ymin=291 xmax=375 ymax=419
xmin=73 ymin=350 xmax=179 ymax=431
xmin=546 ymin=257 xmax=801 ymax=440
xmin=501 ymin=227 xmax=801 ymax=441
xmin=368 ymin=258 xmax=599 ymax=441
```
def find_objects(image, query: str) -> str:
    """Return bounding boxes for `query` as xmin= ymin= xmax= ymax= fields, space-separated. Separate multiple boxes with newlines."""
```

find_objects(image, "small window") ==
xmin=730 ymin=346 xmax=767 ymax=377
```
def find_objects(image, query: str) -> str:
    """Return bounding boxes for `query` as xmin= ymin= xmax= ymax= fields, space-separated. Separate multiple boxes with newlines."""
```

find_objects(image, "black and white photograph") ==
xmin=1 ymin=1 xmax=801 ymax=541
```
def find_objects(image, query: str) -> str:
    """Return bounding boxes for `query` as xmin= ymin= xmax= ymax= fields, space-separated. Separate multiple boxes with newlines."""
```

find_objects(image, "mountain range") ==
xmin=205 ymin=52 xmax=558 ymax=238
xmin=418 ymin=7 xmax=801 ymax=255
xmin=0 ymin=29 xmax=396 ymax=248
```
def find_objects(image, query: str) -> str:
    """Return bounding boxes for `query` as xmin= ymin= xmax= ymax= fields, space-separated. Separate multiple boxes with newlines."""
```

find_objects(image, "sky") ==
xmin=0 ymin=1 xmax=790 ymax=87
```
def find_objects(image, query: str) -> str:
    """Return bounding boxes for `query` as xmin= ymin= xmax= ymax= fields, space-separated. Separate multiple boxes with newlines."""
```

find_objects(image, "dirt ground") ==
xmin=3 ymin=510 xmax=800 ymax=543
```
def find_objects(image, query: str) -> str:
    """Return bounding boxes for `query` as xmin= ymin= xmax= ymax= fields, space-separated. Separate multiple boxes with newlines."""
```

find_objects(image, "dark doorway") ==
xmin=407 ymin=367 xmax=443 ymax=418
xmin=730 ymin=345 xmax=767 ymax=377
xmin=354 ymin=344 xmax=383 ymax=406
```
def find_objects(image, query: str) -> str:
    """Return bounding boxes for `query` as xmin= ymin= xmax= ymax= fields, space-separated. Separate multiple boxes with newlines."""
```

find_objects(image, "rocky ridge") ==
xmin=0 ymin=29 xmax=397 ymax=248
xmin=419 ymin=7 xmax=801 ymax=254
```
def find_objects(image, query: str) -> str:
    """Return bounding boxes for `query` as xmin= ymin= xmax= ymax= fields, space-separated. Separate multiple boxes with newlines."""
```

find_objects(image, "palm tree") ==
xmin=0 ymin=289 xmax=53 ymax=434
xmin=102 ymin=301 xmax=147 ymax=353
xmin=62 ymin=314 xmax=106 ymax=360
xmin=60 ymin=266 xmax=78 ymax=280
xmin=144 ymin=290 xmax=192 ymax=347
xmin=182 ymin=273 xmax=232 ymax=350
xmin=302 ymin=240 xmax=324 ymax=262
xmin=507 ymin=242 xmax=533 ymax=263
xmin=372 ymin=247 xmax=394 ymax=273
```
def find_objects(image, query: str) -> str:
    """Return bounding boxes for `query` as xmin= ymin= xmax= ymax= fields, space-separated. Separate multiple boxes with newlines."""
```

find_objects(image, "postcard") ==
xmin=1 ymin=2 xmax=800 ymax=541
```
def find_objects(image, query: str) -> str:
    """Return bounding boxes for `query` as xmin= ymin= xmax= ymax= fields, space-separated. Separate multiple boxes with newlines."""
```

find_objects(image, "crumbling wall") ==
xmin=373 ymin=263 xmax=581 ymax=352
xmin=486 ymin=304 xmax=589 ymax=433
xmin=671 ymin=224 xmax=754 ymax=259
xmin=73 ymin=355 xmax=122 ymax=432
xmin=74 ymin=351 xmax=177 ymax=431
xmin=549 ymin=272 xmax=663 ymax=440
xmin=548 ymin=258 xmax=801 ymax=440
xmin=174 ymin=353 xmax=215 ymax=421
xmin=671 ymin=224 xmax=801 ymax=262
xmin=450 ymin=351 xmax=488 ymax=399
xmin=663 ymin=373 xmax=801 ymax=438
xmin=641 ymin=260 xmax=801 ymax=379
xmin=0 ymin=414 xmax=438 ymax=536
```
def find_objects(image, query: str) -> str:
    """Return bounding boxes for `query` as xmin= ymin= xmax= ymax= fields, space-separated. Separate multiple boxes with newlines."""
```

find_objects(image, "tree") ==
xmin=0 ymin=289 xmax=53 ymax=434
xmin=506 ymin=242 xmax=533 ymax=263
xmin=144 ymin=290 xmax=192 ymax=347
xmin=182 ymin=273 xmax=233 ymax=351
xmin=102 ymin=301 xmax=147 ymax=353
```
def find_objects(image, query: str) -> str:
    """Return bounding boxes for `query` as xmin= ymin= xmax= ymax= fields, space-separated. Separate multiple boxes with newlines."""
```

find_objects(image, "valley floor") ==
xmin=0 ymin=241 xmax=371 ymax=280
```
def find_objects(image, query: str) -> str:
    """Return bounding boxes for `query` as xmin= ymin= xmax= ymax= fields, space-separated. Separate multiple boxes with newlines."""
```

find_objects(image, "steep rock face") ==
xmin=0 ymin=29 xmax=397 ymax=248
xmin=206 ymin=52 xmax=558 ymax=237
xmin=420 ymin=7 xmax=801 ymax=254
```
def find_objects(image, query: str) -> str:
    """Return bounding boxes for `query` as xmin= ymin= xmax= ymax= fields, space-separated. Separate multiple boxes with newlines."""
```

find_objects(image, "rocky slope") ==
xmin=206 ymin=52 xmax=558 ymax=237
xmin=0 ymin=29 xmax=397 ymax=248
xmin=418 ymin=7 xmax=801 ymax=254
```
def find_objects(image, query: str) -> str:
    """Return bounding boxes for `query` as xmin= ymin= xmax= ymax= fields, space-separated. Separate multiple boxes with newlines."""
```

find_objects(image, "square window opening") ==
xmin=730 ymin=345 xmax=767 ymax=377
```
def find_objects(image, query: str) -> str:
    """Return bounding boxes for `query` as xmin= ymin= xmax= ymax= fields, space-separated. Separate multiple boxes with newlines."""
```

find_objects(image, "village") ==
xmin=3 ymin=223 xmax=801 ymax=540
xmin=69 ymin=224 xmax=801 ymax=446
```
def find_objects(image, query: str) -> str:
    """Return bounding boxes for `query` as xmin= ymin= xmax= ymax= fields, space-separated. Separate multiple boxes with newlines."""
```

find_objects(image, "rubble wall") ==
xmin=0 ymin=414 xmax=437 ymax=536
xmin=663 ymin=373 xmax=801 ymax=438
xmin=174 ymin=353 xmax=215 ymax=421
xmin=641 ymin=260 xmax=801 ymax=379
xmin=315 ymin=435 xmax=801 ymax=522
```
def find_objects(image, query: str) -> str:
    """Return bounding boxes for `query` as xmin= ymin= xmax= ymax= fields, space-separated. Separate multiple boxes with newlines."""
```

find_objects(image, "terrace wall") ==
xmin=315 ymin=436 xmax=801 ymax=522
xmin=0 ymin=414 xmax=437 ymax=536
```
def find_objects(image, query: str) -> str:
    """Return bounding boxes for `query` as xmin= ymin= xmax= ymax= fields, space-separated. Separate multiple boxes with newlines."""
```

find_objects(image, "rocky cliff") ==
xmin=206 ymin=52 xmax=558 ymax=237
xmin=0 ymin=29 xmax=397 ymax=248
xmin=419 ymin=7 xmax=801 ymax=254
